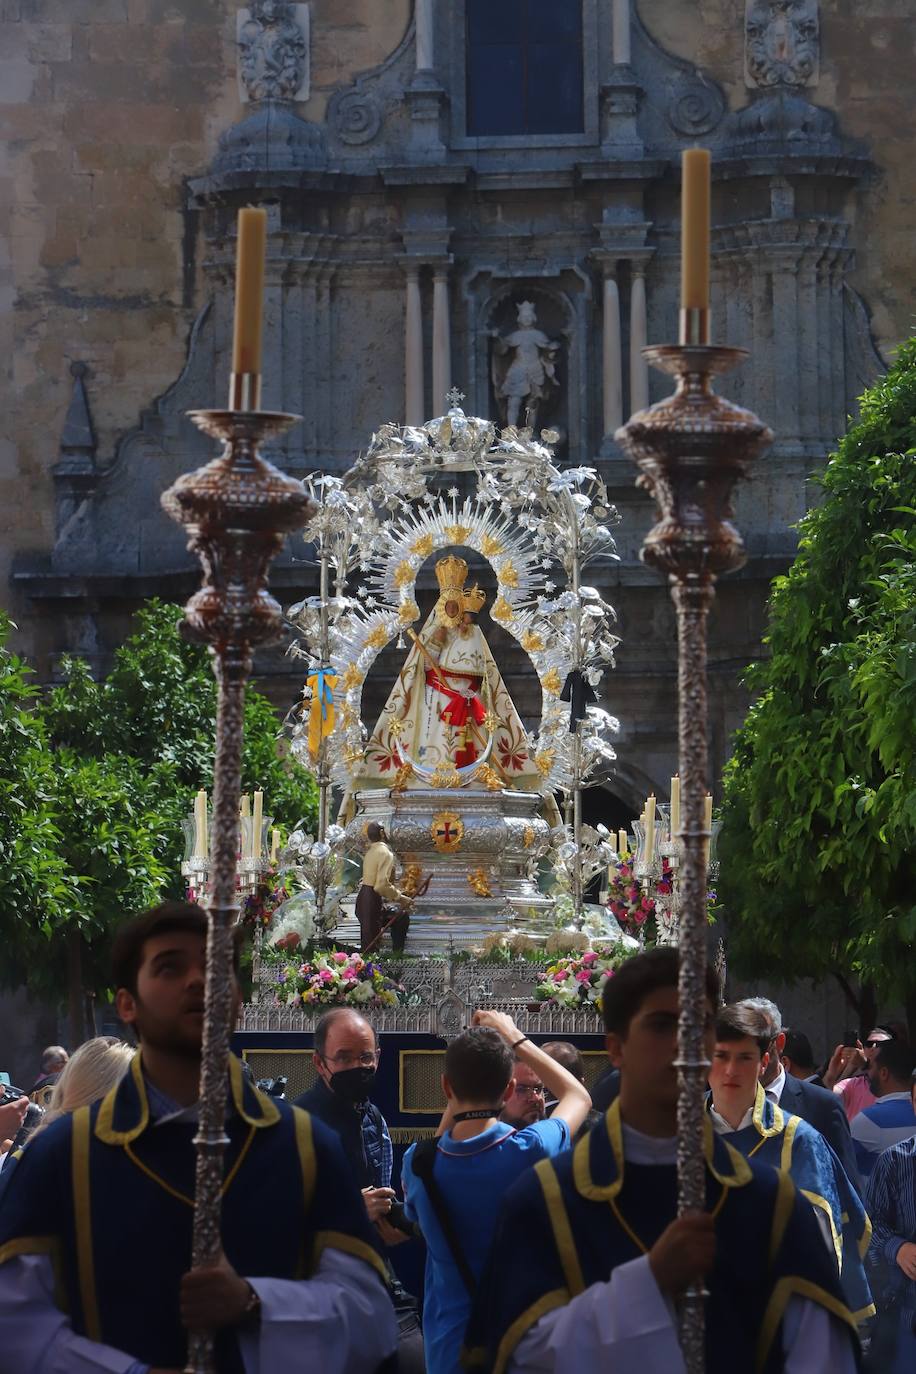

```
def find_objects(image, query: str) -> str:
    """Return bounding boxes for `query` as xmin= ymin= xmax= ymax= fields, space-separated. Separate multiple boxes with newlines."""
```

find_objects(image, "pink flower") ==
xmin=582 ymin=951 xmax=598 ymax=965
xmin=319 ymin=969 xmax=334 ymax=984
xmin=332 ymin=951 xmax=348 ymax=964
xmin=552 ymin=971 xmax=567 ymax=983
xmin=634 ymin=909 xmax=647 ymax=924
xmin=575 ymin=970 xmax=592 ymax=983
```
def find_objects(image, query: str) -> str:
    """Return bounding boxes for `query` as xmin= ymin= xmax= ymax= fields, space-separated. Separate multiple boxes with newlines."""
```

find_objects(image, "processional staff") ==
xmin=161 ymin=207 xmax=314 ymax=1374
xmin=617 ymin=149 xmax=772 ymax=1373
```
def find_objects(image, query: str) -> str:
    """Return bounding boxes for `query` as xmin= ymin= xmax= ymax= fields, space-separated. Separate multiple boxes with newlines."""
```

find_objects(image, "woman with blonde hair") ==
xmin=30 ymin=1036 xmax=134 ymax=1136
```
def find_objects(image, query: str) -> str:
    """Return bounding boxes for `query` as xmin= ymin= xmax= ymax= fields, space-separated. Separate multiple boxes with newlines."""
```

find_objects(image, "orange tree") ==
xmin=1 ymin=601 xmax=317 ymax=1038
xmin=718 ymin=340 xmax=916 ymax=1037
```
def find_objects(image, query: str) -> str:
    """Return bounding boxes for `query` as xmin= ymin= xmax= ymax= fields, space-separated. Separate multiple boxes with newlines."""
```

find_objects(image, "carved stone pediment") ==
xmin=237 ymin=1 xmax=310 ymax=104
xmin=745 ymin=0 xmax=819 ymax=90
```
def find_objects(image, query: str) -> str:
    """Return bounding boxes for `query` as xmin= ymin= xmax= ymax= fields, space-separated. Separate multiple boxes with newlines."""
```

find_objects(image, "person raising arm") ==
xmin=471 ymin=1010 xmax=592 ymax=1140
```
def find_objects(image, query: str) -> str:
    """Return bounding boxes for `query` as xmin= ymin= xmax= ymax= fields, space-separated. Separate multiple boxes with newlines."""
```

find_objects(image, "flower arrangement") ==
xmin=606 ymin=859 xmax=656 ymax=931
xmin=241 ymin=873 xmax=292 ymax=931
xmin=273 ymin=949 xmax=405 ymax=1009
xmin=535 ymin=947 xmax=628 ymax=1009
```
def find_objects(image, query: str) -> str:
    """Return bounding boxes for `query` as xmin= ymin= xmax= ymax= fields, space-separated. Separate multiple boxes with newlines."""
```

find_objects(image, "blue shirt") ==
xmin=403 ymin=1118 xmax=570 ymax=1374
xmin=851 ymin=1092 xmax=916 ymax=1179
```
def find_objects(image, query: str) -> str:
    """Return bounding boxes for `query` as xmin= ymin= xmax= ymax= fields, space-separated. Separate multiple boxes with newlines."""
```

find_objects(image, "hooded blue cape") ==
xmin=0 ymin=1053 xmax=386 ymax=1372
xmin=464 ymin=1099 xmax=860 ymax=1374
xmin=720 ymin=1083 xmax=874 ymax=1323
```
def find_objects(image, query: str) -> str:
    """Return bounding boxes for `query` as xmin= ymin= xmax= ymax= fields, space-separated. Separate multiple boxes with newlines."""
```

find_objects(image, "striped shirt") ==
xmin=865 ymin=1135 xmax=916 ymax=1325
xmin=851 ymin=1092 xmax=916 ymax=1178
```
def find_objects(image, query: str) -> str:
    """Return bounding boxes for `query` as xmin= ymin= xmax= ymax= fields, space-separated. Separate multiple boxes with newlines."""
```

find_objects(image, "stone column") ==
xmin=415 ymin=0 xmax=434 ymax=71
xmin=629 ymin=267 xmax=649 ymax=415
xmin=405 ymin=264 xmax=425 ymax=425
xmin=612 ymin=0 xmax=631 ymax=65
xmin=602 ymin=268 xmax=623 ymax=435
xmin=432 ymin=266 xmax=451 ymax=415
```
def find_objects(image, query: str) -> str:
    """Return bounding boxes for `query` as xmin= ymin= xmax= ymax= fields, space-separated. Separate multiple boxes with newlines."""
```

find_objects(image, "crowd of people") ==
xmin=0 ymin=901 xmax=913 ymax=1373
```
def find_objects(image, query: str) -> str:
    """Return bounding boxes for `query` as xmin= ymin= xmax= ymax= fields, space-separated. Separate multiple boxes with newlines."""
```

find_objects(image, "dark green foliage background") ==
xmin=0 ymin=601 xmax=317 ymax=1004
xmin=719 ymin=340 xmax=916 ymax=1025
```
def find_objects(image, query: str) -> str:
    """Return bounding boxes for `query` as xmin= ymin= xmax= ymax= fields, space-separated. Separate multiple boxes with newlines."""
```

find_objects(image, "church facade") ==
xmin=2 ymin=0 xmax=912 ymax=817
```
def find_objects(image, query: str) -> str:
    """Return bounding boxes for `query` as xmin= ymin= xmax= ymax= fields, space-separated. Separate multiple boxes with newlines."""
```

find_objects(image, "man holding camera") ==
xmin=296 ymin=1007 xmax=424 ymax=1374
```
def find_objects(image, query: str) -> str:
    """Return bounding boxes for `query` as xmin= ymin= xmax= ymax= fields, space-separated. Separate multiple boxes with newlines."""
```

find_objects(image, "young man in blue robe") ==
xmin=708 ymin=1002 xmax=874 ymax=1325
xmin=0 ymin=902 xmax=397 ymax=1374
xmin=464 ymin=948 xmax=861 ymax=1374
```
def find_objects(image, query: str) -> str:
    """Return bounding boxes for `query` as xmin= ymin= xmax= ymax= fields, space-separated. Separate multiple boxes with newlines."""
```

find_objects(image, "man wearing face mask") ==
xmin=296 ymin=1009 xmax=424 ymax=1374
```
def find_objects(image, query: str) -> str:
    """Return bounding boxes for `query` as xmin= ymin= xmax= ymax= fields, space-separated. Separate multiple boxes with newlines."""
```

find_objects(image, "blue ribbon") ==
xmin=313 ymin=667 xmax=335 ymax=722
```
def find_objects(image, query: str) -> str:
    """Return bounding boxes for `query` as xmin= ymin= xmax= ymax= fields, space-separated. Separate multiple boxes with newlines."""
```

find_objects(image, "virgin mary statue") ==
xmin=359 ymin=556 xmax=543 ymax=792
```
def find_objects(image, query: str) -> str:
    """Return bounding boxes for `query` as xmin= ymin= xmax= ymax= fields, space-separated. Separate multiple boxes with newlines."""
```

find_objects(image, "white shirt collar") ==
xmin=708 ymin=1102 xmax=755 ymax=1135
xmin=620 ymin=1121 xmax=677 ymax=1165
xmin=765 ymin=1063 xmax=786 ymax=1103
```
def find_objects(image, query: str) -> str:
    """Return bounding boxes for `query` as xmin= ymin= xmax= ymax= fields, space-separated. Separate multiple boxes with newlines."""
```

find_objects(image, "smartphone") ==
xmin=842 ymin=1030 xmax=859 ymax=1048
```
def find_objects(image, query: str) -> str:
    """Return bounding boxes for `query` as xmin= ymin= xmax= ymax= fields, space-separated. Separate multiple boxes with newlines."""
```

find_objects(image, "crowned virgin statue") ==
xmin=359 ymin=556 xmax=544 ymax=793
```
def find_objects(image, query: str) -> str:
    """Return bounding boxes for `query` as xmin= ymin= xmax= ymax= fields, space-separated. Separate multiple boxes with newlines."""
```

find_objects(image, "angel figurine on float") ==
xmin=360 ymin=555 xmax=543 ymax=793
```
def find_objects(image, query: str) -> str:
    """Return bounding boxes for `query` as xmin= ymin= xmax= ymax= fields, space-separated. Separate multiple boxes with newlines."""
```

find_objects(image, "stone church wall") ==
xmin=1 ymin=0 xmax=914 ymax=814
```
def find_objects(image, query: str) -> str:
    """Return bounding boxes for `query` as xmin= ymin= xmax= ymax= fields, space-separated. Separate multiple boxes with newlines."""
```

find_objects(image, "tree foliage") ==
xmin=719 ymin=340 xmax=916 ymax=1028
xmin=0 ymin=601 xmax=317 ymax=1013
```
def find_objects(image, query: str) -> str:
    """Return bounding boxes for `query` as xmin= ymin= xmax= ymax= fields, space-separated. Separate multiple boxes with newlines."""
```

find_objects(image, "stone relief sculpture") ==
xmin=490 ymin=301 xmax=561 ymax=430
xmin=237 ymin=0 xmax=310 ymax=103
xmin=745 ymin=0 xmax=819 ymax=89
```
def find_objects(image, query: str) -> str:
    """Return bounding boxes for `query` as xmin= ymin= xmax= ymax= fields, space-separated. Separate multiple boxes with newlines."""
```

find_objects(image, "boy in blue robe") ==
xmin=0 ymin=902 xmax=397 ymax=1374
xmin=464 ymin=948 xmax=861 ymax=1374
xmin=708 ymin=1002 xmax=874 ymax=1326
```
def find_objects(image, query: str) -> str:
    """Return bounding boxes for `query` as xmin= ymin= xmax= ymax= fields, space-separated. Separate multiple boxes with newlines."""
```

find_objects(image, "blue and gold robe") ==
xmin=464 ymin=1099 xmax=860 ymax=1374
xmin=0 ymin=1053 xmax=387 ymax=1372
xmin=718 ymin=1083 xmax=874 ymax=1323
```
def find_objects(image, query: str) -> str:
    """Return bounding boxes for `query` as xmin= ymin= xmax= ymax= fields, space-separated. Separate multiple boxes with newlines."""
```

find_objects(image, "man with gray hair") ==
xmin=736 ymin=996 xmax=861 ymax=1192
xmin=32 ymin=1044 xmax=68 ymax=1096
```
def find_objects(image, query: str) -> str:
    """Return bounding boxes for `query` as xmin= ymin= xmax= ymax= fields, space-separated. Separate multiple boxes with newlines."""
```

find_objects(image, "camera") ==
xmin=255 ymin=1076 xmax=288 ymax=1099
xmin=0 ymin=1085 xmax=44 ymax=1153
xmin=10 ymin=1103 xmax=44 ymax=1152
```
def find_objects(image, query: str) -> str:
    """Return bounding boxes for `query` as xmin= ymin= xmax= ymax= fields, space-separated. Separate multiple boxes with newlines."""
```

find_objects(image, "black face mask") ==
xmin=328 ymin=1065 xmax=376 ymax=1103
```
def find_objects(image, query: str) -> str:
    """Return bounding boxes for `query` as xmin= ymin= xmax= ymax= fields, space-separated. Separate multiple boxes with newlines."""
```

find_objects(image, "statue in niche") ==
xmin=238 ymin=0 xmax=309 ymax=103
xmin=490 ymin=301 xmax=561 ymax=430
xmin=745 ymin=0 xmax=819 ymax=89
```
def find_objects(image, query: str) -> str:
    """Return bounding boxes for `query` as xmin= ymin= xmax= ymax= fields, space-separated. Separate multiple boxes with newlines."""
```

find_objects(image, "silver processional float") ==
xmin=163 ymin=149 xmax=771 ymax=1373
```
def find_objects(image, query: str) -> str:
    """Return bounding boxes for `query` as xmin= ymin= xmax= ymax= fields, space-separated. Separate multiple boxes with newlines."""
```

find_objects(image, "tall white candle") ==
xmin=194 ymin=790 xmax=208 ymax=859
xmin=240 ymin=793 xmax=251 ymax=859
xmin=645 ymin=794 xmax=656 ymax=864
xmin=252 ymin=790 xmax=264 ymax=860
